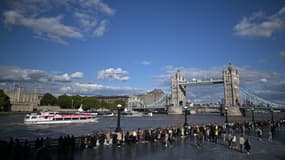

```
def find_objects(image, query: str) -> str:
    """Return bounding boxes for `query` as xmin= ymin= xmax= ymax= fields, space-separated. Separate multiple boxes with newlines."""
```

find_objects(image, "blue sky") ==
xmin=0 ymin=0 xmax=285 ymax=104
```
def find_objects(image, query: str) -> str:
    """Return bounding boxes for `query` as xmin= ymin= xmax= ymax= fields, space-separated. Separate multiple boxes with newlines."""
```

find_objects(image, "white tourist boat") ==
xmin=77 ymin=104 xmax=98 ymax=116
xmin=190 ymin=110 xmax=197 ymax=114
xmin=24 ymin=111 xmax=99 ymax=124
xmin=121 ymin=110 xmax=144 ymax=117
xmin=121 ymin=110 xmax=153 ymax=117
xmin=102 ymin=112 xmax=114 ymax=117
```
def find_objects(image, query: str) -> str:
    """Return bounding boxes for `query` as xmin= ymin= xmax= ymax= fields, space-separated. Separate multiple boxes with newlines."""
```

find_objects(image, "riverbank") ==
xmin=0 ymin=111 xmax=27 ymax=115
xmin=1 ymin=118 xmax=285 ymax=160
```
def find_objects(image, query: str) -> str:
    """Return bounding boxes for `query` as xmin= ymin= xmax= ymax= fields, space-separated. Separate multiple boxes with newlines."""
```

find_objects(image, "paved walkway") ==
xmin=70 ymin=128 xmax=285 ymax=160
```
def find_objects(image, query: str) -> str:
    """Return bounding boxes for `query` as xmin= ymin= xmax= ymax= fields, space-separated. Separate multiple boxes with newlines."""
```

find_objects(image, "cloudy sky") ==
xmin=0 ymin=0 xmax=285 ymax=104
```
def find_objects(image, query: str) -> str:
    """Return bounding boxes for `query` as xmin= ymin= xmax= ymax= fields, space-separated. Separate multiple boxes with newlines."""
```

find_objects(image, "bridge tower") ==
xmin=169 ymin=70 xmax=186 ymax=114
xmin=223 ymin=63 xmax=242 ymax=116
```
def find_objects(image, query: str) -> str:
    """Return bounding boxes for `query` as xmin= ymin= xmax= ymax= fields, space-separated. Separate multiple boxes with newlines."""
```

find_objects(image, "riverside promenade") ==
xmin=73 ymin=127 xmax=285 ymax=160
xmin=1 ymin=119 xmax=285 ymax=160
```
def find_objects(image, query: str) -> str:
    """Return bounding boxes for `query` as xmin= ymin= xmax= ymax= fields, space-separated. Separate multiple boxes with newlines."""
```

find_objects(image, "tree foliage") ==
xmin=0 ymin=90 xmax=11 ymax=111
xmin=81 ymin=97 xmax=99 ymax=110
xmin=57 ymin=94 xmax=72 ymax=108
xmin=110 ymin=100 xmax=126 ymax=110
xmin=71 ymin=95 xmax=82 ymax=108
xmin=40 ymin=93 xmax=57 ymax=106
xmin=55 ymin=94 xmax=127 ymax=110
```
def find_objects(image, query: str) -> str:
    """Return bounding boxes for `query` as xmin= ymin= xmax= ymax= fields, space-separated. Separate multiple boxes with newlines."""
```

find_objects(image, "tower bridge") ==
xmin=170 ymin=63 xmax=241 ymax=115
xmin=128 ymin=63 xmax=285 ymax=114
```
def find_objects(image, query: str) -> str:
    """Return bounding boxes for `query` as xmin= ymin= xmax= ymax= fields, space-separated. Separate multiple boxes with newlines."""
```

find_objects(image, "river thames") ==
xmin=0 ymin=111 xmax=284 ymax=140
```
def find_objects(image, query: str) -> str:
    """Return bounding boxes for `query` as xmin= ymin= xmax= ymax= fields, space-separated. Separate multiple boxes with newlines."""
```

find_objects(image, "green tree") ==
xmin=40 ymin=93 xmax=57 ymax=106
xmin=81 ymin=97 xmax=99 ymax=110
xmin=71 ymin=95 xmax=83 ymax=109
xmin=57 ymin=94 xmax=72 ymax=108
xmin=100 ymin=100 xmax=108 ymax=109
xmin=110 ymin=100 xmax=127 ymax=111
xmin=0 ymin=90 xmax=11 ymax=111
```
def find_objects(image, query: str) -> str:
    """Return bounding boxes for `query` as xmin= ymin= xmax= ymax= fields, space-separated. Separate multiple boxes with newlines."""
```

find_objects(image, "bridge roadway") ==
xmin=178 ymin=79 xmax=224 ymax=86
xmin=133 ymin=106 xmax=285 ymax=113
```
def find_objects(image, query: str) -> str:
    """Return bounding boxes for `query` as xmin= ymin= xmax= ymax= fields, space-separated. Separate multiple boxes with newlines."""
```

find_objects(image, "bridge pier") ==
xmin=225 ymin=107 xmax=242 ymax=116
xmin=168 ymin=105 xmax=183 ymax=114
xmin=169 ymin=70 xmax=186 ymax=114
xmin=223 ymin=63 xmax=242 ymax=116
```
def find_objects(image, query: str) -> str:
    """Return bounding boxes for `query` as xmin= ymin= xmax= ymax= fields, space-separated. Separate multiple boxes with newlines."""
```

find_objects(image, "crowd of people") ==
xmin=1 ymin=118 xmax=284 ymax=160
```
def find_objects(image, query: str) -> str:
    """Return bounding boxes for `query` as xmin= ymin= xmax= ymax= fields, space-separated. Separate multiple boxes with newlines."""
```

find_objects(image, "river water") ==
xmin=0 ymin=111 xmax=284 ymax=140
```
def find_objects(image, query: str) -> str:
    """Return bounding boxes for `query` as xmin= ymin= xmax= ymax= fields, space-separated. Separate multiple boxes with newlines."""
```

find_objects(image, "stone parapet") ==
xmin=11 ymin=104 xmax=34 ymax=112
xmin=227 ymin=107 xmax=242 ymax=116
xmin=168 ymin=106 xmax=183 ymax=114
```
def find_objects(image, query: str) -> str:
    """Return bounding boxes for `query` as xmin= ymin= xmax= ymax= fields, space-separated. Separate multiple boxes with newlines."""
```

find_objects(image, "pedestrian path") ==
xmin=74 ymin=128 xmax=285 ymax=160
xmin=1 ymin=119 xmax=285 ymax=160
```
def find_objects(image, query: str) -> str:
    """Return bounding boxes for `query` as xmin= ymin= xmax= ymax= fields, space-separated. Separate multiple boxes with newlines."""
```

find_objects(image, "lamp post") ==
xmin=271 ymin=107 xmax=274 ymax=122
xmin=251 ymin=107 xmax=255 ymax=123
xmin=183 ymin=106 xmax=188 ymax=127
xmin=115 ymin=104 xmax=122 ymax=132
xmin=225 ymin=107 xmax=228 ymax=123
xmin=71 ymin=99 xmax=74 ymax=109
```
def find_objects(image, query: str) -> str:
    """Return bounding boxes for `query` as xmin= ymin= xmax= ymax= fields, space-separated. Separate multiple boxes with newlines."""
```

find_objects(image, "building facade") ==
xmin=128 ymin=89 xmax=166 ymax=110
xmin=4 ymin=86 xmax=40 ymax=111
xmin=94 ymin=96 xmax=129 ymax=105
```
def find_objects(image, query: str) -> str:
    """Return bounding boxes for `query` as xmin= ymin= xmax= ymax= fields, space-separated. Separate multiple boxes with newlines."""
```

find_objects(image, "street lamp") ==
xmin=224 ymin=107 xmax=228 ymax=123
xmin=271 ymin=107 xmax=274 ymax=122
xmin=183 ymin=106 xmax=188 ymax=127
xmin=251 ymin=107 xmax=255 ymax=123
xmin=115 ymin=104 xmax=122 ymax=132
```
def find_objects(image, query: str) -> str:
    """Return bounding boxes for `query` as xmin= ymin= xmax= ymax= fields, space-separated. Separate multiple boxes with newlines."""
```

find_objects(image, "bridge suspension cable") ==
xmin=131 ymin=94 xmax=169 ymax=110
xmin=240 ymin=87 xmax=285 ymax=108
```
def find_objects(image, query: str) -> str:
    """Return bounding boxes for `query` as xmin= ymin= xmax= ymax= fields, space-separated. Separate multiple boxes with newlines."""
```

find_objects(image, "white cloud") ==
xmin=74 ymin=82 xmax=104 ymax=90
xmin=53 ymin=73 xmax=72 ymax=81
xmin=4 ymin=10 xmax=83 ymax=45
xmin=56 ymin=82 xmax=142 ymax=95
xmin=0 ymin=66 xmax=84 ymax=82
xmin=79 ymin=0 xmax=115 ymax=16
xmin=161 ymin=65 xmax=223 ymax=80
xmin=155 ymin=64 xmax=284 ymax=103
xmin=0 ymin=66 xmax=48 ymax=82
xmin=260 ymin=78 xmax=268 ymax=83
xmin=238 ymin=67 xmax=280 ymax=85
xmin=233 ymin=7 xmax=285 ymax=38
xmin=0 ymin=66 xmax=142 ymax=96
xmin=59 ymin=86 xmax=72 ymax=93
xmin=74 ymin=12 xmax=97 ymax=31
xmin=97 ymin=68 xmax=130 ymax=81
xmin=280 ymin=51 xmax=285 ymax=57
xmin=48 ymin=72 xmax=83 ymax=81
xmin=70 ymin=72 xmax=84 ymax=79
xmin=159 ymin=65 xmax=281 ymax=87
xmin=93 ymin=20 xmax=109 ymax=37
xmin=142 ymin=60 xmax=152 ymax=65
xmin=3 ymin=0 xmax=115 ymax=44
xmin=98 ymin=2 xmax=115 ymax=16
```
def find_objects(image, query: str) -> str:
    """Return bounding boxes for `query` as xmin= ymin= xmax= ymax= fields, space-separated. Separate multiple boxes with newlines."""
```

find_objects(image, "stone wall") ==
xmin=11 ymin=104 xmax=34 ymax=112
xmin=36 ymin=106 xmax=61 ymax=112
